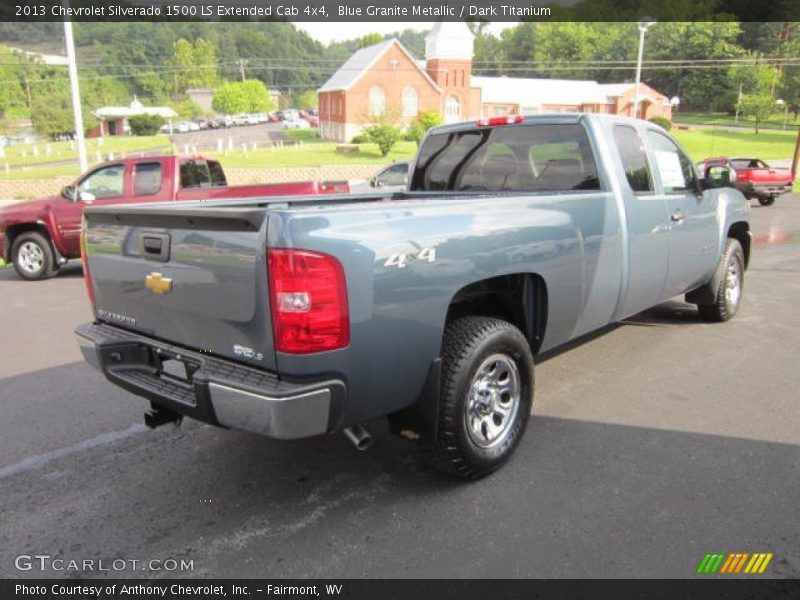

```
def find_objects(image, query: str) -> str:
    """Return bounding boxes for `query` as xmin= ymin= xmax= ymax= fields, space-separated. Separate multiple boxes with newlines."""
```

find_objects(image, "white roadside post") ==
xmin=63 ymin=7 xmax=88 ymax=173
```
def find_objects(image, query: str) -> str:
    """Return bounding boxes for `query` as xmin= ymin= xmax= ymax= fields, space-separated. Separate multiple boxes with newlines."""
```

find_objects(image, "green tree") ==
xmin=295 ymin=90 xmax=318 ymax=110
xmin=739 ymin=94 xmax=777 ymax=133
xmin=364 ymin=121 xmax=401 ymax=157
xmin=169 ymin=37 xmax=218 ymax=94
xmin=356 ymin=33 xmax=384 ymax=49
xmin=212 ymin=81 xmax=245 ymax=114
xmin=405 ymin=110 xmax=443 ymax=146
xmin=128 ymin=114 xmax=165 ymax=136
xmin=31 ymin=85 xmax=96 ymax=138
xmin=239 ymin=79 xmax=271 ymax=112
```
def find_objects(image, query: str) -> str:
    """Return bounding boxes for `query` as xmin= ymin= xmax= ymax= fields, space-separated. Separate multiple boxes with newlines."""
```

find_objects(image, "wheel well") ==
xmin=728 ymin=221 xmax=750 ymax=268
xmin=446 ymin=273 xmax=548 ymax=355
xmin=4 ymin=223 xmax=51 ymax=260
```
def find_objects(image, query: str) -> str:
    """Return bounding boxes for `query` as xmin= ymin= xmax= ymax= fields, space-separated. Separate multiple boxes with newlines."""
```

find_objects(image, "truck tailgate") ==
xmin=83 ymin=204 xmax=276 ymax=370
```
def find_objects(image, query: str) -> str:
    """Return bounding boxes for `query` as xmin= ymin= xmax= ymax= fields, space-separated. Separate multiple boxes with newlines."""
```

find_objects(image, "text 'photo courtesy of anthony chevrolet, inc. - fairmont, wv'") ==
xmin=0 ymin=0 xmax=799 ymax=598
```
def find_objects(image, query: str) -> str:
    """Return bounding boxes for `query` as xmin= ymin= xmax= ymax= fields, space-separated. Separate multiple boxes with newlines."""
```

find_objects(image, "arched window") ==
xmin=369 ymin=85 xmax=386 ymax=117
xmin=402 ymin=86 xmax=419 ymax=117
xmin=445 ymin=94 xmax=461 ymax=123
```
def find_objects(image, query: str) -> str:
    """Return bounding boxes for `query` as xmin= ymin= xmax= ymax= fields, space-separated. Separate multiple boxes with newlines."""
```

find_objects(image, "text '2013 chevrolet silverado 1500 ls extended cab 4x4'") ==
xmin=75 ymin=114 xmax=751 ymax=479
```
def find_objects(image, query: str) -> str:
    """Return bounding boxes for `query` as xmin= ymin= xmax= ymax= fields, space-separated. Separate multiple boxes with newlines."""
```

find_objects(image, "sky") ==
xmin=295 ymin=22 xmax=516 ymax=44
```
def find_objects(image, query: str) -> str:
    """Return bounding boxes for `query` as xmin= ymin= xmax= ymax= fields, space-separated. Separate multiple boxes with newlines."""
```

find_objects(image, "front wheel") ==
xmin=425 ymin=317 xmax=534 ymax=480
xmin=697 ymin=238 xmax=744 ymax=322
xmin=11 ymin=231 xmax=59 ymax=281
xmin=758 ymin=195 xmax=776 ymax=206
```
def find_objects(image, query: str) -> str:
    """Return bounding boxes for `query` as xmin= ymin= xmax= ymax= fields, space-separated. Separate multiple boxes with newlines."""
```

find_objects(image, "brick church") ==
xmin=318 ymin=22 xmax=673 ymax=142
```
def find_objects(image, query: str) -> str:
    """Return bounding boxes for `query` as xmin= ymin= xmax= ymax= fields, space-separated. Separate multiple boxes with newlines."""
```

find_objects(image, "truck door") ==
xmin=51 ymin=162 xmax=129 ymax=257
xmin=645 ymin=130 xmax=719 ymax=297
xmin=612 ymin=124 xmax=671 ymax=318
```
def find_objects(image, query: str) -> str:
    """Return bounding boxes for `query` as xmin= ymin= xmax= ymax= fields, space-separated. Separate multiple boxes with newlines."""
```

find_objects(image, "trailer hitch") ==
xmin=144 ymin=404 xmax=183 ymax=429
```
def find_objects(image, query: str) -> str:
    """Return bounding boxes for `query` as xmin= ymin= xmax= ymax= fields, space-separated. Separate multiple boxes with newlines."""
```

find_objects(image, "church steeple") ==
xmin=425 ymin=21 xmax=474 ymax=61
xmin=425 ymin=22 xmax=475 ymax=121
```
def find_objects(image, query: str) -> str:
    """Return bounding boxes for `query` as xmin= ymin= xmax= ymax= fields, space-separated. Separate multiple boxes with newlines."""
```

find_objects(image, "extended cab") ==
xmin=75 ymin=115 xmax=751 ymax=479
xmin=0 ymin=155 xmax=348 ymax=280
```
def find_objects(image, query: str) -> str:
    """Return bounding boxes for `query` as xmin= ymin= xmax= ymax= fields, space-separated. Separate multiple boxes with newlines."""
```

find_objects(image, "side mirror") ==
xmin=61 ymin=185 xmax=76 ymax=201
xmin=371 ymin=177 xmax=382 ymax=188
xmin=79 ymin=191 xmax=96 ymax=203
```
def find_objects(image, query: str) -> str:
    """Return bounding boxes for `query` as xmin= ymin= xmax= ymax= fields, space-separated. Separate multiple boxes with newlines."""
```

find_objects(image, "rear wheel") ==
xmin=426 ymin=316 xmax=534 ymax=480
xmin=758 ymin=195 xmax=776 ymax=206
xmin=697 ymin=238 xmax=744 ymax=322
xmin=11 ymin=231 xmax=59 ymax=280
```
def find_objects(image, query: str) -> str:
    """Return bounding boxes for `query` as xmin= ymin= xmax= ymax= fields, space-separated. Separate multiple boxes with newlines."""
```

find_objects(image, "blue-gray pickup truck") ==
xmin=75 ymin=114 xmax=750 ymax=479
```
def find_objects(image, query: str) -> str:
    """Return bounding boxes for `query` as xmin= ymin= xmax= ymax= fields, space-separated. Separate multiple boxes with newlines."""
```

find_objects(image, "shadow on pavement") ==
xmin=1 ymin=360 xmax=798 ymax=578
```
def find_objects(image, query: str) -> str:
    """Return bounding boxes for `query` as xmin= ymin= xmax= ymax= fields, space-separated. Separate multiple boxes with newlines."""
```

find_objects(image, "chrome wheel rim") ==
xmin=18 ymin=241 xmax=44 ymax=274
xmin=465 ymin=353 xmax=521 ymax=448
xmin=725 ymin=257 xmax=742 ymax=309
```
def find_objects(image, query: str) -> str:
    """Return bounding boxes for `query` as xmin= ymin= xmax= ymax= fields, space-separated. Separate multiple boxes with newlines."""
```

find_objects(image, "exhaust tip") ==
xmin=343 ymin=424 xmax=373 ymax=451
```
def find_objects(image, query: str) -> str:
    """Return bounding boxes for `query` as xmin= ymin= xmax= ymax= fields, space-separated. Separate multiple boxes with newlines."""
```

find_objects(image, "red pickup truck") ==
xmin=698 ymin=156 xmax=794 ymax=206
xmin=0 ymin=155 xmax=348 ymax=280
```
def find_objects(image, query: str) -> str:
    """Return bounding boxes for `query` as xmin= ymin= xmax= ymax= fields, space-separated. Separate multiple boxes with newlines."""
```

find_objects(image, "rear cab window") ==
xmin=180 ymin=159 xmax=227 ymax=189
xmin=410 ymin=123 xmax=601 ymax=193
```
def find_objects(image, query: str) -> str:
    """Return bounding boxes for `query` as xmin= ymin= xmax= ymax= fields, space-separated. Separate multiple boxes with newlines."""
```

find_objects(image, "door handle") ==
xmin=670 ymin=210 xmax=685 ymax=223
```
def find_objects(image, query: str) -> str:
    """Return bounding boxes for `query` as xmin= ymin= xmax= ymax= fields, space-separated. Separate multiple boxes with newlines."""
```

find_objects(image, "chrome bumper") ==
xmin=75 ymin=322 xmax=343 ymax=440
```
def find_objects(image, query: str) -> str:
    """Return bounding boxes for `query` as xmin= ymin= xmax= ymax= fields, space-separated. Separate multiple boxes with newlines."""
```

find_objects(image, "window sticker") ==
xmin=654 ymin=149 xmax=686 ymax=190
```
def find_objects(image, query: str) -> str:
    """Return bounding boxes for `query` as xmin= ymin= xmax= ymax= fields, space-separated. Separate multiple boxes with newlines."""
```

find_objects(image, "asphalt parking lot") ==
xmin=170 ymin=122 xmax=291 ymax=152
xmin=0 ymin=196 xmax=798 ymax=579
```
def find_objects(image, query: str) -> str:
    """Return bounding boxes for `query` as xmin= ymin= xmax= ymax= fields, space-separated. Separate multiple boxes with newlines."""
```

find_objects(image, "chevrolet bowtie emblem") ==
xmin=145 ymin=272 xmax=172 ymax=294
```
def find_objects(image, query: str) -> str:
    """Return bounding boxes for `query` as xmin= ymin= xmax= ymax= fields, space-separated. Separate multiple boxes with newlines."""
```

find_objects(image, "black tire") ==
xmin=11 ymin=231 xmax=58 ymax=281
xmin=426 ymin=316 xmax=534 ymax=480
xmin=758 ymin=195 xmax=776 ymax=206
xmin=697 ymin=238 xmax=744 ymax=322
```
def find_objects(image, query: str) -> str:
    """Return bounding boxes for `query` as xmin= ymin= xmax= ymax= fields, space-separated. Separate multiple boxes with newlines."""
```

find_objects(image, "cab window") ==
xmin=134 ymin=162 xmax=163 ymax=196
xmin=411 ymin=124 xmax=600 ymax=193
xmin=613 ymin=125 xmax=653 ymax=194
xmin=78 ymin=164 xmax=125 ymax=199
xmin=646 ymin=130 xmax=697 ymax=193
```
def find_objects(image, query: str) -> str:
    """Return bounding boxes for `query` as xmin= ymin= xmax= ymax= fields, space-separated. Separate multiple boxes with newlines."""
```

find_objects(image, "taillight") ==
xmin=80 ymin=217 xmax=95 ymax=307
xmin=319 ymin=181 xmax=349 ymax=194
xmin=476 ymin=115 xmax=525 ymax=127
xmin=267 ymin=248 xmax=349 ymax=354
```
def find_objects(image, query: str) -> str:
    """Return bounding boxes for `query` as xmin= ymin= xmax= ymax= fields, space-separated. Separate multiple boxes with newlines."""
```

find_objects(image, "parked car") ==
xmin=282 ymin=118 xmax=310 ymax=129
xmin=698 ymin=156 xmax=793 ymax=206
xmin=231 ymin=114 xmax=249 ymax=127
xmin=193 ymin=119 xmax=211 ymax=130
xmin=350 ymin=161 xmax=410 ymax=194
xmin=0 ymin=156 xmax=350 ymax=280
xmin=267 ymin=113 xmax=280 ymax=123
xmin=171 ymin=121 xmax=199 ymax=134
xmin=253 ymin=113 xmax=269 ymax=124
xmin=75 ymin=114 xmax=750 ymax=479
xmin=280 ymin=109 xmax=300 ymax=121
xmin=305 ymin=116 xmax=320 ymax=128
xmin=209 ymin=116 xmax=233 ymax=129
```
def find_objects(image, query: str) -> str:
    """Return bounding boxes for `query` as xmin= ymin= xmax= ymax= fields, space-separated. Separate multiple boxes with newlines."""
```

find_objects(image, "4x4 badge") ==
xmin=145 ymin=272 xmax=173 ymax=294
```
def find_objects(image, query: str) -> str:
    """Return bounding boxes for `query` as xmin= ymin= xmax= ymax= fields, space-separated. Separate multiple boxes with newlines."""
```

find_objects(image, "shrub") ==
xmin=129 ymin=114 xmax=166 ymax=136
xmin=351 ymin=134 xmax=370 ymax=144
xmin=648 ymin=116 xmax=672 ymax=131
xmin=363 ymin=122 xmax=401 ymax=157
xmin=406 ymin=110 xmax=444 ymax=146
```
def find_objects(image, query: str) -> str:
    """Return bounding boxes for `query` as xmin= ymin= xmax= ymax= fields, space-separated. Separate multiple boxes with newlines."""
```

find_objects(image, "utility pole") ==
xmin=63 ymin=4 xmax=87 ymax=173
xmin=239 ymin=59 xmax=247 ymax=82
xmin=734 ymin=83 xmax=743 ymax=125
xmin=633 ymin=19 xmax=656 ymax=120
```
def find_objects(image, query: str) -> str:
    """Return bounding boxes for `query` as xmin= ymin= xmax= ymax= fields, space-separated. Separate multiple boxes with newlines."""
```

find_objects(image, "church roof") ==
xmin=318 ymin=39 xmax=440 ymax=93
xmin=473 ymin=76 xmax=612 ymax=108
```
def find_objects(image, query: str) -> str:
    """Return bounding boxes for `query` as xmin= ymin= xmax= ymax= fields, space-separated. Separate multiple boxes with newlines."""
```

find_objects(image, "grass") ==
xmin=0 ymin=135 xmax=171 ymax=168
xmin=207 ymin=141 xmax=417 ymax=169
xmin=675 ymin=110 xmax=799 ymax=132
xmin=672 ymin=128 xmax=798 ymax=161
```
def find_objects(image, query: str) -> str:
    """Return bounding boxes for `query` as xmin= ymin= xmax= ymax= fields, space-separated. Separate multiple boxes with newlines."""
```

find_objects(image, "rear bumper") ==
xmin=738 ymin=182 xmax=792 ymax=197
xmin=75 ymin=322 xmax=345 ymax=439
